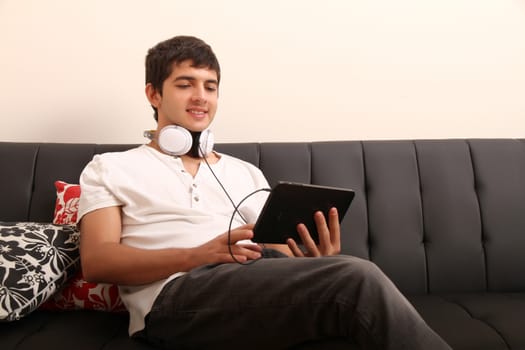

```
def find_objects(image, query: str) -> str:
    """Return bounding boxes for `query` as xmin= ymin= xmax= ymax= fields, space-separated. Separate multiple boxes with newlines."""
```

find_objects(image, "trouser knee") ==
xmin=331 ymin=255 xmax=388 ymax=281
xmin=325 ymin=256 xmax=396 ymax=297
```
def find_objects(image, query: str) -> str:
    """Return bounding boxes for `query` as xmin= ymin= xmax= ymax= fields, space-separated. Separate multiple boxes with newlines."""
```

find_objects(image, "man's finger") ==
xmin=328 ymin=207 xmax=341 ymax=249
xmin=287 ymin=238 xmax=305 ymax=257
xmin=296 ymin=223 xmax=320 ymax=257
xmin=224 ymin=228 xmax=254 ymax=243
xmin=314 ymin=211 xmax=331 ymax=249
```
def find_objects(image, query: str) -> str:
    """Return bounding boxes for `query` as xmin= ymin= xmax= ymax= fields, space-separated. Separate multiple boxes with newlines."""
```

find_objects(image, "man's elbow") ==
xmin=80 ymin=254 xmax=108 ymax=283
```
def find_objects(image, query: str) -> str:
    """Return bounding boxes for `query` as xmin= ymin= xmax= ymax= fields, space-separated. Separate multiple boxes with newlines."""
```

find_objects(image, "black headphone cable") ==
xmin=200 ymin=145 xmax=271 ymax=265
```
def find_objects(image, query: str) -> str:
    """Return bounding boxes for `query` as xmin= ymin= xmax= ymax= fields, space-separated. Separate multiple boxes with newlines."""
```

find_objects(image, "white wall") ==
xmin=1 ymin=0 xmax=524 ymax=144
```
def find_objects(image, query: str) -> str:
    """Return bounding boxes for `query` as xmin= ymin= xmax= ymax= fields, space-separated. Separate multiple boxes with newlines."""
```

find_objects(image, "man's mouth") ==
xmin=187 ymin=109 xmax=207 ymax=115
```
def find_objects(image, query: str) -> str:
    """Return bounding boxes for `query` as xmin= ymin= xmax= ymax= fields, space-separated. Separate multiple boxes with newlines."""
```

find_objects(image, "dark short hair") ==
xmin=145 ymin=36 xmax=221 ymax=121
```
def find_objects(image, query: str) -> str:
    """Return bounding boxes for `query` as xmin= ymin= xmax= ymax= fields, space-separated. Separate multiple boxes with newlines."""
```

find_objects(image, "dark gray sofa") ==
xmin=1 ymin=139 xmax=525 ymax=349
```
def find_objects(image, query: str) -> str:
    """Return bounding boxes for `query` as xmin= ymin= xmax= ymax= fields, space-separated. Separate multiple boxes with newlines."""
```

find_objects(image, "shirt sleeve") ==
xmin=77 ymin=155 xmax=123 ymax=223
xmin=238 ymin=164 xmax=271 ymax=224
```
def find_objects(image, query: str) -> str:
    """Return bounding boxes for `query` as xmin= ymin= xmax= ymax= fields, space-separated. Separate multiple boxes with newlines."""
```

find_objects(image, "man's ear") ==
xmin=145 ymin=83 xmax=161 ymax=107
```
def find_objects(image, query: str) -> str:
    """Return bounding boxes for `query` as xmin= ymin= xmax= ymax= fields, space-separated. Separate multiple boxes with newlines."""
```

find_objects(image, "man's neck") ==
xmin=147 ymin=141 xmax=220 ymax=177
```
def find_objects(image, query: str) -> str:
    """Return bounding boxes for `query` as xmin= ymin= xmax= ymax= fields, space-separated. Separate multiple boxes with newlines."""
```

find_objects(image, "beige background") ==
xmin=1 ymin=0 xmax=524 ymax=144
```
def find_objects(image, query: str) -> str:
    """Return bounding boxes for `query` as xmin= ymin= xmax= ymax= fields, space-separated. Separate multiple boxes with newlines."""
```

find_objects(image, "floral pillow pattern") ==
xmin=53 ymin=181 xmax=81 ymax=225
xmin=39 ymin=270 xmax=125 ymax=312
xmin=41 ymin=181 xmax=126 ymax=313
xmin=0 ymin=222 xmax=80 ymax=321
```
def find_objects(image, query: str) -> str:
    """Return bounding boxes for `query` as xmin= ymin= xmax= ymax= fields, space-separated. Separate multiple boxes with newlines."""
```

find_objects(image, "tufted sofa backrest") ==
xmin=1 ymin=140 xmax=525 ymax=295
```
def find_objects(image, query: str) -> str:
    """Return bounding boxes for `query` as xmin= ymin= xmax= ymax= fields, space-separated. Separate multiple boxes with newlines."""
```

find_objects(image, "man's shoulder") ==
xmin=84 ymin=145 xmax=151 ymax=172
xmin=94 ymin=145 xmax=149 ymax=162
xmin=217 ymin=153 xmax=268 ymax=183
xmin=219 ymin=153 xmax=258 ymax=170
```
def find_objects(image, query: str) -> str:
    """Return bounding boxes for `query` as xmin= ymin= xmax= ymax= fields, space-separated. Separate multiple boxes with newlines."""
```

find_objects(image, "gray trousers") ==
xmin=142 ymin=251 xmax=451 ymax=350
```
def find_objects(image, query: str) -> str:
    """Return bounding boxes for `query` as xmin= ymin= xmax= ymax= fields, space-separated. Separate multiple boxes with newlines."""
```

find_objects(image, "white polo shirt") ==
xmin=77 ymin=145 xmax=270 ymax=335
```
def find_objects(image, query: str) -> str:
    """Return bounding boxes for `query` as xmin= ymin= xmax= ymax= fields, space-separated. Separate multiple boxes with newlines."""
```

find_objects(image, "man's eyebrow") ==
xmin=173 ymin=76 xmax=218 ymax=84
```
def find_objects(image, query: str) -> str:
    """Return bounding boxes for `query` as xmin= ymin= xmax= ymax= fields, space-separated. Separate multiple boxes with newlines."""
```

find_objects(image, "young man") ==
xmin=78 ymin=35 xmax=451 ymax=349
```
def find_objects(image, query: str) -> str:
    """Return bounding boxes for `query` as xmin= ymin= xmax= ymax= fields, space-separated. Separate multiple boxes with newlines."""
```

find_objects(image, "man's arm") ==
xmin=79 ymin=206 xmax=262 ymax=285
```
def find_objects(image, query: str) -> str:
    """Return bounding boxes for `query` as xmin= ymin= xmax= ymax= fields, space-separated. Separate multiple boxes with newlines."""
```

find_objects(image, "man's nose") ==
xmin=191 ymin=87 xmax=206 ymax=104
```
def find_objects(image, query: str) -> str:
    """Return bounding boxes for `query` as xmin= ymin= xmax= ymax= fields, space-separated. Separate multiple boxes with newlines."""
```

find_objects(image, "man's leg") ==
xmin=143 ymin=254 xmax=451 ymax=350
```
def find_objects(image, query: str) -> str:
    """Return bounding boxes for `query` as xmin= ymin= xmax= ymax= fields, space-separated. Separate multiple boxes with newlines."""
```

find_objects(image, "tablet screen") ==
xmin=252 ymin=182 xmax=355 ymax=244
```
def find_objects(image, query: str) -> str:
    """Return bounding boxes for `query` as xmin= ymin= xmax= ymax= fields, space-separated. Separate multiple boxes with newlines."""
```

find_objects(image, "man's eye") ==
xmin=176 ymin=85 xmax=191 ymax=89
xmin=206 ymin=86 xmax=217 ymax=92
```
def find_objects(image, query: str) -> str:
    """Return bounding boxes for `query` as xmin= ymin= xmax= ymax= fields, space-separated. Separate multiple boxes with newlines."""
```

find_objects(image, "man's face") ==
xmin=149 ymin=60 xmax=219 ymax=132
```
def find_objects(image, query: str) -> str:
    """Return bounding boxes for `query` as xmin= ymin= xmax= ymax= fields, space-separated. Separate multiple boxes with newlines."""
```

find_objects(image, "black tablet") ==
xmin=252 ymin=182 xmax=355 ymax=244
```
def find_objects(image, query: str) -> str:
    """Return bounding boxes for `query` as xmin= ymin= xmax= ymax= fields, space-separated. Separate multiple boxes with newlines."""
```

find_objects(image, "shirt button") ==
xmin=192 ymin=183 xmax=198 ymax=188
xmin=194 ymin=196 xmax=200 ymax=202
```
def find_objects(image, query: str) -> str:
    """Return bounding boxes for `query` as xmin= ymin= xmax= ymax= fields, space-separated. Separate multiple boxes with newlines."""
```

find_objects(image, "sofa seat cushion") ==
xmin=409 ymin=293 xmax=525 ymax=350
xmin=0 ymin=310 xmax=357 ymax=350
xmin=0 ymin=310 xmax=154 ymax=350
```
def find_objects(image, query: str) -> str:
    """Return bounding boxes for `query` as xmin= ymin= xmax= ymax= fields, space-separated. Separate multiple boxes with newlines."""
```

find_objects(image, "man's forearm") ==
xmin=80 ymin=242 xmax=201 ymax=285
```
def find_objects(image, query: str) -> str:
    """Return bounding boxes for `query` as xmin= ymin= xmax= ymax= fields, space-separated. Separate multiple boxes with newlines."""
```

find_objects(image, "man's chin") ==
xmin=187 ymin=121 xmax=212 ymax=132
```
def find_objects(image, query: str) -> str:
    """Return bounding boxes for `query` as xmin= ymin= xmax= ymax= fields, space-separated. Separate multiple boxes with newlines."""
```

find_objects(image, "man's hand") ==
xmin=286 ymin=207 xmax=341 ymax=257
xmin=195 ymin=224 xmax=262 ymax=264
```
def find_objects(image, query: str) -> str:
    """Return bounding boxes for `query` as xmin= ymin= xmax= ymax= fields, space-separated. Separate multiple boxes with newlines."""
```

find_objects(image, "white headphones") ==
xmin=144 ymin=125 xmax=214 ymax=158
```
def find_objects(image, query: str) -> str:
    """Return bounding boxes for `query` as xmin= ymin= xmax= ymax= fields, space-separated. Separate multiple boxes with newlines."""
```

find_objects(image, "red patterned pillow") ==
xmin=39 ymin=270 xmax=125 ymax=312
xmin=53 ymin=181 xmax=81 ymax=225
xmin=41 ymin=181 xmax=126 ymax=312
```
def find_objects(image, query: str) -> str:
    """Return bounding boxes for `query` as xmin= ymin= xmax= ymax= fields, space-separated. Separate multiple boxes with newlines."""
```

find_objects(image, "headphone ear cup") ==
xmin=198 ymin=129 xmax=215 ymax=157
xmin=157 ymin=125 xmax=193 ymax=156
